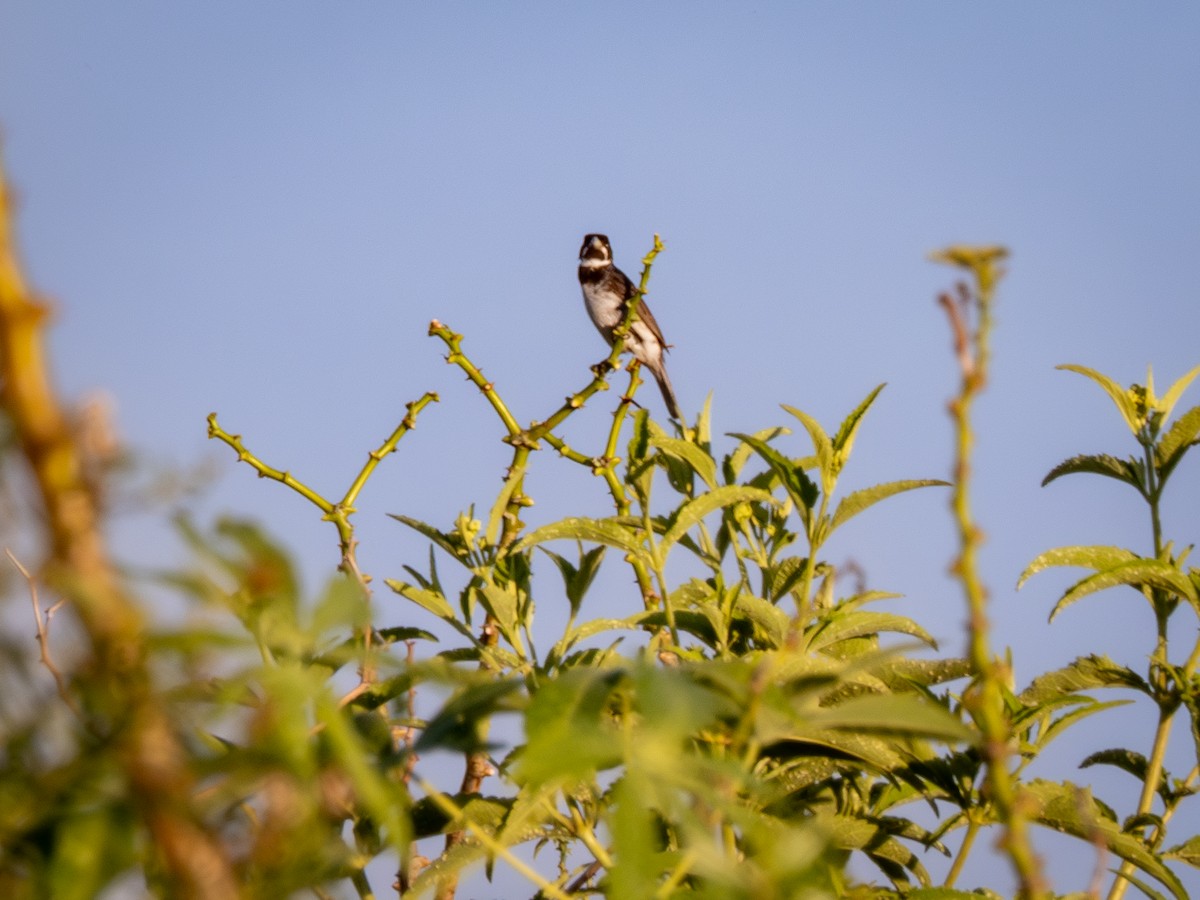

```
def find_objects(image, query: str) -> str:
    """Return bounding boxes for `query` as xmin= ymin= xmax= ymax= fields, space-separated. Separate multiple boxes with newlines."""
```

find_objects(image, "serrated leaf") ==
xmin=881 ymin=657 xmax=974 ymax=688
xmin=386 ymin=579 xmax=474 ymax=639
xmin=782 ymin=404 xmax=834 ymax=491
xmin=1157 ymin=404 xmax=1200 ymax=480
xmin=730 ymin=432 xmax=819 ymax=519
xmin=1028 ymin=779 xmax=1188 ymax=899
xmin=389 ymin=513 xmax=471 ymax=564
xmin=808 ymin=611 xmax=938 ymax=652
xmin=831 ymin=383 xmax=886 ymax=462
xmin=1058 ymin=364 xmax=1145 ymax=435
xmin=1020 ymin=654 xmax=1151 ymax=704
xmin=513 ymin=516 xmax=648 ymax=563
xmin=1164 ymin=834 xmax=1200 ymax=868
xmin=1017 ymin=545 xmax=1138 ymax=589
xmin=651 ymin=436 xmax=718 ymax=489
xmin=662 ymin=485 xmax=777 ymax=550
xmin=818 ymin=811 xmax=929 ymax=885
xmin=1030 ymin=699 xmax=1132 ymax=752
xmin=724 ymin=426 xmax=790 ymax=482
xmin=1041 ymin=453 xmax=1143 ymax=489
xmin=731 ymin=593 xmax=790 ymax=647
xmin=542 ymin=544 xmax=606 ymax=616
xmin=1052 ymin=559 xmax=1198 ymax=621
xmin=830 ymin=479 xmax=949 ymax=531
xmin=1080 ymin=748 xmax=1149 ymax=782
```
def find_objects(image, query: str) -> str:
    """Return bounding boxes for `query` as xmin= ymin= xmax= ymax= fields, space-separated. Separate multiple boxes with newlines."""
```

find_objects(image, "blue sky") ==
xmin=3 ymin=3 xmax=1199 ymax=895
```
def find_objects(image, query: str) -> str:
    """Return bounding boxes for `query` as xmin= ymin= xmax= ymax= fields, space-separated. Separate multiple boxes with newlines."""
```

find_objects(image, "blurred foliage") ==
xmin=3 ymin=200 xmax=1200 ymax=898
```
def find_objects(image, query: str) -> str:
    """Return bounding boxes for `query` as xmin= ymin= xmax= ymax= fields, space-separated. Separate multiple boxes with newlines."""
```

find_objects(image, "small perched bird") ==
xmin=577 ymin=233 xmax=680 ymax=419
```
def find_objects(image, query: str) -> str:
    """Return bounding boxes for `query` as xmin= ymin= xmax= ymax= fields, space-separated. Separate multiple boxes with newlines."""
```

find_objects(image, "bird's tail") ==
xmin=650 ymin=362 xmax=681 ymax=420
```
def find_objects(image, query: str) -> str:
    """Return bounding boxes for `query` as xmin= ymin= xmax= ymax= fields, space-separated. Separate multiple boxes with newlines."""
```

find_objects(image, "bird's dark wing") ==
xmin=619 ymin=269 xmax=671 ymax=348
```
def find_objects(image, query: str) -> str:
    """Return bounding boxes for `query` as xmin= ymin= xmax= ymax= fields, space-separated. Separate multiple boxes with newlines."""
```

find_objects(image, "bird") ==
xmin=577 ymin=233 xmax=680 ymax=420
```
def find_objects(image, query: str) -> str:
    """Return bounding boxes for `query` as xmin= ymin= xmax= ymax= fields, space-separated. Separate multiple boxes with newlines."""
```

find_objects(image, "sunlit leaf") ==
xmin=730 ymin=432 xmax=819 ymax=520
xmin=1156 ymin=404 xmax=1200 ymax=481
xmin=513 ymin=517 xmax=649 ymax=564
xmin=1157 ymin=363 xmax=1200 ymax=422
xmin=661 ymin=485 xmax=776 ymax=550
xmin=782 ymin=404 xmax=834 ymax=492
xmin=1051 ymin=559 xmax=1198 ymax=621
xmin=830 ymin=479 xmax=949 ymax=531
xmin=1164 ymin=834 xmax=1200 ymax=869
xmin=1017 ymin=545 xmax=1138 ymax=589
xmin=830 ymin=383 xmax=886 ymax=466
xmin=1019 ymin=654 xmax=1151 ymax=704
xmin=1028 ymin=780 xmax=1188 ymax=899
xmin=724 ymin=426 xmax=790 ymax=483
xmin=808 ymin=611 xmax=938 ymax=652
xmin=651 ymin=436 xmax=718 ymax=489
xmin=1040 ymin=453 xmax=1143 ymax=490
xmin=386 ymin=579 xmax=474 ymax=639
xmin=1058 ymin=363 xmax=1146 ymax=435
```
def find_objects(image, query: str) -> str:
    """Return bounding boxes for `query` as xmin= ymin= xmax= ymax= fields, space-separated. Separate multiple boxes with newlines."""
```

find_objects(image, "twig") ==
xmin=7 ymin=547 xmax=81 ymax=717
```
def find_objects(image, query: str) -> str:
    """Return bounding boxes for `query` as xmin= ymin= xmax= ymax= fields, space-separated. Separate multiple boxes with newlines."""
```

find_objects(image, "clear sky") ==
xmin=3 ymin=3 xmax=1199 ymax=895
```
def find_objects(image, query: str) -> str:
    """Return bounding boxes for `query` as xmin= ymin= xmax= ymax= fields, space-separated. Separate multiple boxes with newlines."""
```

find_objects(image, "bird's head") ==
xmin=579 ymin=233 xmax=613 ymax=268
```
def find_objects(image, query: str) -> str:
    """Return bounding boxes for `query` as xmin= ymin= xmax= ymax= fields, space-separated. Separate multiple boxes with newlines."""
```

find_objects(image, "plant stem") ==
xmin=934 ymin=245 xmax=1047 ymax=898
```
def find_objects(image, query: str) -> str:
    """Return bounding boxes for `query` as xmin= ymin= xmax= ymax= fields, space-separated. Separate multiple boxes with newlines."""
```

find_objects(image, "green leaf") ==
xmin=377 ymin=626 xmax=439 ymax=645
xmin=730 ymin=432 xmax=819 ymax=520
xmin=1051 ymin=558 xmax=1198 ymax=621
xmin=812 ymin=693 xmax=972 ymax=743
xmin=830 ymin=479 xmax=949 ymax=531
xmin=1164 ymin=834 xmax=1200 ymax=868
xmin=724 ymin=426 xmax=790 ymax=483
xmin=662 ymin=485 xmax=777 ymax=550
xmin=831 ymin=383 xmax=886 ymax=464
xmin=808 ymin=611 xmax=938 ymax=652
xmin=386 ymin=579 xmax=475 ymax=639
xmin=1028 ymin=779 xmax=1189 ymax=899
xmin=731 ymin=593 xmax=790 ymax=648
xmin=542 ymin=544 xmax=606 ymax=617
xmin=1020 ymin=654 xmax=1151 ymax=704
xmin=1017 ymin=545 xmax=1138 ymax=589
xmin=389 ymin=513 xmax=470 ymax=564
xmin=1079 ymin=748 xmax=1149 ymax=783
xmin=782 ymin=404 xmax=834 ymax=492
xmin=513 ymin=516 xmax=649 ymax=564
xmin=1156 ymin=404 xmax=1200 ymax=480
xmin=48 ymin=806 xmax=134 ymax=900
xmin=818 ymin=810 xmax=929 ymax=886
xmin=651 ymin=436 xmax=718 ymax=489
xmin=1157 ymin=363 xmax=1200 ymax=421
xmin=417 ymin=679 xmax=525 ymax=754
xmin=518 ymin=668 xmax=626 ymax=783
xmin=1058 ymin=364 xmax=1146 ymax=435
xmin=1040 ymin=453 xmax=1144 ymax=490
xmin=474 ymin=578 xmax=523 ymax=650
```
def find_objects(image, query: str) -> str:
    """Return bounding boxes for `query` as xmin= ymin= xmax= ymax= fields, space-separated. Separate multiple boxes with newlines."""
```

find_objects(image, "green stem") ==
xmin=944 ymin=817 xmax=980 ymax=887
xmin=934 ymin=246 xmax=1046 ymax=898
